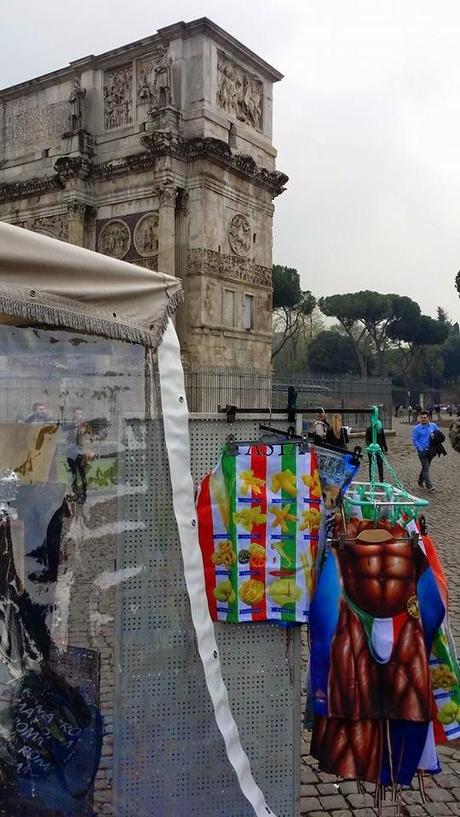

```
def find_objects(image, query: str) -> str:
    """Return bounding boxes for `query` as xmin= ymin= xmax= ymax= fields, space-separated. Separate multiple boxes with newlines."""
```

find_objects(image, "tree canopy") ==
xmin=272 ymin=265 xmax=316 ymax=359
xmin=272 ymin=265 xmax=302 ymax=309
xmin=318 ymin=291 xmax=421 ymax=376
xmin=442 ymin=334 xmax=460 ymax=382
xmin=271 ymin=274 xmax=459 ymax=395
xmin=387 ymin=314 xmax=449 ymax=392
xmin=307 ymin=330 xmax=361 ymax=374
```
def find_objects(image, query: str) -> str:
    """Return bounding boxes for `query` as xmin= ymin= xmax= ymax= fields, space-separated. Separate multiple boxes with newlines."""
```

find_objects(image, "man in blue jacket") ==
xmin=411 ymin=410 xmax=438 ymax=492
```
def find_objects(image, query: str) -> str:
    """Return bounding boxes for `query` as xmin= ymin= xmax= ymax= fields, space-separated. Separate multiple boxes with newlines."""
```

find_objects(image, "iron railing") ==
xmin=183 ymin=366 xmax=393 ymax=430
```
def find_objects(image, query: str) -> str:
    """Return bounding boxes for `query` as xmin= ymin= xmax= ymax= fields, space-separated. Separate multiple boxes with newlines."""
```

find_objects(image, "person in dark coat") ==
xmin=429 ymin=428 xmax=447 ymax=459
xmin=326 ymin=414 xmax=349 ymax=449
xmin=365 ymin=423 xmax=388 ymax=482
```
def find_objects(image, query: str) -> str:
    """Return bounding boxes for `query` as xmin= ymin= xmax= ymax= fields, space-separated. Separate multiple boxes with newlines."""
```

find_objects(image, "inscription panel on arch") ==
xmin=2 ymin=97 xmax=69 ymax=150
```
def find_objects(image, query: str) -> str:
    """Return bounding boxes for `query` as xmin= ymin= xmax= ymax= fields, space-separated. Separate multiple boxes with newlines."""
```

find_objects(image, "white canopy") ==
xmin=0 ymin=222 xmax=183 ymax=349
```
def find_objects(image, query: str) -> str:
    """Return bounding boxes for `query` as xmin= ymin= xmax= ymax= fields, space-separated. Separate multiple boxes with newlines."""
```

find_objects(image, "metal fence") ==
xmin=184 ymin=366 xmax=393 ymax=430
xmin=1 ymin=367 xmax=393 ymax=431
xmin=184 ymin=366 xmax=272 ymax=414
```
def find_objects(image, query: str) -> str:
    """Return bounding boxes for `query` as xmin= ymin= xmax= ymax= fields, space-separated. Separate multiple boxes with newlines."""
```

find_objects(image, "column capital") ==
xmin=157 ymin=183 xmax=177 ymax=208
xmin=67 ymin=198 xmax=87 ymax=218
xmin=176 ymin=188 xmax=188 ymax=211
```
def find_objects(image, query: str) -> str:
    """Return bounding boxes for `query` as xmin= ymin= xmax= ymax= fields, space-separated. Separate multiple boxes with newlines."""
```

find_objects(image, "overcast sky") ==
xmin=2 ymin=0 xmax=460 ymax=320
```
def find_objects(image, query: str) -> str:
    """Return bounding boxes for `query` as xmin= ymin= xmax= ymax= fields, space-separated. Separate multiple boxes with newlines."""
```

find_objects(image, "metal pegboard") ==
xmin=113 ymin=414 xmax=300 ymax=817
xmin=189 ymin=414 xmax=301 ymax=815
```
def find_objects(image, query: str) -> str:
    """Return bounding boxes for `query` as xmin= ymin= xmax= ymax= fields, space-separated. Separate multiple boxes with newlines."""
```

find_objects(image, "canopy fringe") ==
xmin=0 ymin=288 xmax=184 ymax=349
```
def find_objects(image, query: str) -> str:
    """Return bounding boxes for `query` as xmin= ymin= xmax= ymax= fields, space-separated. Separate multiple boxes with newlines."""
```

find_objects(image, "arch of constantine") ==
xmin=0 ymin=18 xmax=287 ymax=370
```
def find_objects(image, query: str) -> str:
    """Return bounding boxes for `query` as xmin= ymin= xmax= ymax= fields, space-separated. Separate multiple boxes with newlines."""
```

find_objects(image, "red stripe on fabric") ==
xmin=393 ymin=610 xmax=409 ymax=644
xmin=196 ymin=474 xmax=217 ymax=620
xmin=250 ymin=444 xmax=267 ymax=622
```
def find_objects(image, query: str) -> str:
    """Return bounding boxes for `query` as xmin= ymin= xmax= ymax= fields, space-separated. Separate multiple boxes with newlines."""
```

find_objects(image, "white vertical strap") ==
xmin=158 ymin=320 xmax=276 ymax=817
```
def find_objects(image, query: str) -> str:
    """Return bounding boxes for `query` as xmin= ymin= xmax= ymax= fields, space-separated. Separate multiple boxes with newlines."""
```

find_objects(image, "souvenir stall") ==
xmin=0 ymin=223 xmax=457 ymax=817
xmin=308 ymin=409 xmax=460 ymax=812
xmin=0 ymin=223 xmax=297 ymax=817
xmin=196 ymin=406 xmax=460 ymax=816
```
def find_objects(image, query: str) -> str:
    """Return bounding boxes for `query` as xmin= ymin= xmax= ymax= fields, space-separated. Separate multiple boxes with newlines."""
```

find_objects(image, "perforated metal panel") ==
xmin=189 ymin=415 xmax=301 ymax=814
xmin=113 ymin=412 xmax=300 ymax=817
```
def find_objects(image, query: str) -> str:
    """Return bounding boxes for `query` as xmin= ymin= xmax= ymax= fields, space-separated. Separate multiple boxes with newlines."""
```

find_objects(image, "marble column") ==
xmin=174 ymin=189 xmax=188 ymax=355
xmin=67 ymin=198 xmax=86 ymax=246
xmin=157 ymin=184 xmax=176 ymax=276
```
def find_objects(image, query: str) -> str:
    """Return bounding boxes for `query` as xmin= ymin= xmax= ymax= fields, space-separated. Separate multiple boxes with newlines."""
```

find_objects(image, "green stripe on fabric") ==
xmin=343 ymin=591 xmax=377 ymax=659
xmin=281 ymin=443 xmax=297 ymax=622
xmin=221 ymin=448 xmax=239 ymax=623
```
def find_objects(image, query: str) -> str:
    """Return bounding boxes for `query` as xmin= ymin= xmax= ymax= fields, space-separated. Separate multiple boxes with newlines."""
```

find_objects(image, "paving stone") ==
xmin=428 ymin=787 xmax=456 ymax=802
xmin=336 ymin=780 xmax=359 ymax=794
xmin=435 ymin=774 xmax=460 ymax=789
xmin=299 ymin=796 xmax=321 ymax=812
xmin=403 ymin=790 xmax=424 ymax=804
xmin=300 ymin=783 xmax=318 ymax=796
xmin=338 ymin=780 xmax=358 ymax=794
xmin=404 ymin=806 xmax=430 ymax=817
xmin=423 ymin=804 xmax=454 ymax=816
xmin=379 ymin=807 xmax=407 ymax=817
xmin=317 ymin=781 xmax=341 ymax=795
xmin=346 ymin=791 xmax=374 ymax=808
xmin=301 ymin=767 xmax=319 ymax=783
xmin=319 ymin=794 xmax=347 ymax=810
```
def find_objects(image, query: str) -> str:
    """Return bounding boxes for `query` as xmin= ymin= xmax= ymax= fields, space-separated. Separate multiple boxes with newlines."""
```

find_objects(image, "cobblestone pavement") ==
xmin=300 ymin=418 xmax=460 ymax=817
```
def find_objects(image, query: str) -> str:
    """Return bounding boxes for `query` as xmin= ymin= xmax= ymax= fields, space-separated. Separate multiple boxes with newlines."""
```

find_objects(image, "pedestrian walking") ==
xmin=411 ymin=410 xmax=440 ymax=492
xmin=408 ymin=405 xmax=412 ymax=423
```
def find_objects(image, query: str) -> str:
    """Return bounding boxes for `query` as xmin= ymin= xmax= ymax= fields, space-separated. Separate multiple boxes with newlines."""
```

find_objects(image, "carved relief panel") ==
xmin=133 ymin=213 xmax=159 ymax=257
xmin=136 ymin=47 xmax=172 ymax=110
xmin=187 ymin=249 xmax=271 ymax=288
xmin=96 ymin=211 xmax=158 ymax=268
xmin=103 ymin=64 xmax=133 ymax=130
xmin=216 ymin=52 xmax=263 ymax=130
xmin=16 ymin=213 xmax=68 ymax=241
xmin=228 ymin=214 xmax=251 ymax=257
xmin=97 ymin=219 xmax=130 ymax=258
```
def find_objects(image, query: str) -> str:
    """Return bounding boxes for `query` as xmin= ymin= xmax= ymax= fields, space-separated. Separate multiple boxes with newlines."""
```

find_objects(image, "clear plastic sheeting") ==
xmin=0 ymin=324 xmax=255 ymax=817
